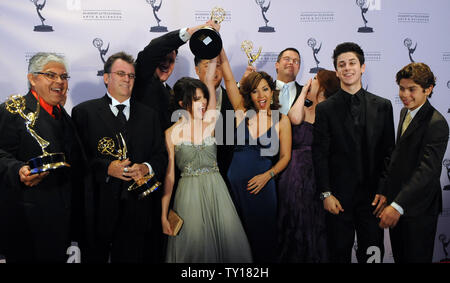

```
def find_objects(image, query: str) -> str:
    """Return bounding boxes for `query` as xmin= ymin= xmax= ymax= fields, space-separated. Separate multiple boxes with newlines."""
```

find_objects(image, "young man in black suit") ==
xmin=313 ymin=42 xmax=395 ymax=263
xmin=72 ymin=52 xmax=167 ymax=263
xmin=379 ymin=62 xmax=449 ymax=262
xmin=0 ymin=52 xmax=85 ymax=262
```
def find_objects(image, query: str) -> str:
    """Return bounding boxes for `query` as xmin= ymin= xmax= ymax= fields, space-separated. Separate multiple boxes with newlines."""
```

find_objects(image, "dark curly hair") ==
xmin=239 ymin=71 xmax=280 ymax=112
xmin=396 ymin=62 xmax=436 ymax=97
xmin=332 ymin=42 xmax=365 ymax=69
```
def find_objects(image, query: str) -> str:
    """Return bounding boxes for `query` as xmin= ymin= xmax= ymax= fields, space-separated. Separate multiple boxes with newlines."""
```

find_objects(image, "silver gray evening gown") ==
xmin=166 ymin=136 xmax=252 ymax=263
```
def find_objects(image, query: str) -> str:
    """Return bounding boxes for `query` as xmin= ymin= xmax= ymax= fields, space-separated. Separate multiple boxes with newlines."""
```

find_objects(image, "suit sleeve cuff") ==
xmin=391 ymin=202 xmax=404 ymax=215
xmin=179 ymin=27 xmax=190 ymax=42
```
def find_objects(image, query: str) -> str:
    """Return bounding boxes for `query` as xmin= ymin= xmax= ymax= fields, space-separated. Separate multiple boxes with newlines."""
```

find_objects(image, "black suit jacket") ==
xmin=132 ymin=29 xmax=186 ymax=130
xmin=71 ymin=94 xmax=167 ymax=262
xmin=0 ymin=92 xmax=85 ymax=261
xmin=313 ymin=89 xmax=395 ymax=209
xmin=379 ymin=100 xmax=449 ymax=217
xmin=215 ymin=86 xmax=235 ymax=182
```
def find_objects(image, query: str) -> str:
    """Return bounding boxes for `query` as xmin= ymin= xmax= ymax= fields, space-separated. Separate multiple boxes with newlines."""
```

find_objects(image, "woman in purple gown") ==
xmin=277 ymin=70 xmax=340 ymax=263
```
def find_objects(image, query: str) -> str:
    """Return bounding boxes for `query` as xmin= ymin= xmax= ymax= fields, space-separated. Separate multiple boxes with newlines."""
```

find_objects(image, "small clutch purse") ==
xmin=168 ymin=209 xmax=183 ymax=236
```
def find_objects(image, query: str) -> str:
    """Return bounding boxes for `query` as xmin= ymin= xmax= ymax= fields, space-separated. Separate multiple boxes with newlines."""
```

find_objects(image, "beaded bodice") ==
xmin=174 ymin=136 xmax=220 ymax=177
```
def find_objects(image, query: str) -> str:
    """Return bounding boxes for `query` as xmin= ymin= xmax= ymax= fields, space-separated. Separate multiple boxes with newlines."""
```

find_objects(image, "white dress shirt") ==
xmin=276 ymin=80 xmax=297 ymax=111
xmin=106 ymin=92 xmax=153 ymax=176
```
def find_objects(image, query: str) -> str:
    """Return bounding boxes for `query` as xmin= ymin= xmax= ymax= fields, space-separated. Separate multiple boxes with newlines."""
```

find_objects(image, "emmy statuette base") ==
xmin=34 ymin=25 xmax=53 ymax=32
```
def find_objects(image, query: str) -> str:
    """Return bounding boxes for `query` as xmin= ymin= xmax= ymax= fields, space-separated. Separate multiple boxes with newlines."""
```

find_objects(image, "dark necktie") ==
xmin=116 ymin=104 xmax=127 ymax=126
xmin=52 ymin=106 xmax=61 ymax=120
xmin=350 ymin=94 xmax=361 ymax=126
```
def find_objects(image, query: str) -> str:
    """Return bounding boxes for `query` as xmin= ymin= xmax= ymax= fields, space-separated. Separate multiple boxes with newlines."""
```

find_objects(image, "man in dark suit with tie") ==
xmin=313 ymin=42 xmax=395 ymax=263
xmin=0 ymin=52 xmax=85 ymax=262
xmin=194 ymin=56 xmax=234 ymax=187
xmin=71 ymin=52 xmax=167 ymax=263
xmin=132 ymin=21 xmax=218 ymax=131
xmin=378 ymin=62 xmax=449 ymax=262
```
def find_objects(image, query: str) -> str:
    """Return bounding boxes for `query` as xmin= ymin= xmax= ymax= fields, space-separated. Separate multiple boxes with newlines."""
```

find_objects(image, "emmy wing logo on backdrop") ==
xmin=147 ymin=0 xmax=168 ymax=32
xmin=93 ymin=38 xmax=109 ymax=76
xmin=255 ymin=0 xmax=275 ymax=33
xmin=307 ymin=38 xmax=324 ymax=74
xmin=443 ymin=159 xmax=450 ymax=190
xmin=404 ymin=38 xmax=417 ymax=63
xmin=439 ymin=234 xmax=450 ymax=263
xmin=447 ymin=81 xmax=450 ymax=114
xmin=31 ymin=0 xmax=53 ymax=32
xmin=356 ymin=0 xmax=374 ymax=33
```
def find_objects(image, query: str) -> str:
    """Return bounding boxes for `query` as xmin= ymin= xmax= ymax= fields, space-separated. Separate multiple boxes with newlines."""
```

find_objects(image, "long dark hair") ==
xmin=171 ymin=77 xmax=210 ymax=113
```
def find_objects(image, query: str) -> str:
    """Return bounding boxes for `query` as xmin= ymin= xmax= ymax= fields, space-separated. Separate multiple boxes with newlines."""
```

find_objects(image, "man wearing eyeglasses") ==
xmin=0 ymin=52 xmax=86 ymax=262
xmin=275 ymin=48 xmax=312 ymax=115
xmin=132 ymin=21 xmax=218 ymax=131
xmin=71 ymin=52 xmax=167 ymax=263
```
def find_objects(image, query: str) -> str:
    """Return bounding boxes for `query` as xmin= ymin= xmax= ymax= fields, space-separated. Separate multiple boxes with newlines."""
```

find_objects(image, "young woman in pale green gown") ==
xmin=161 ymin=57 xmax=252 ymax=263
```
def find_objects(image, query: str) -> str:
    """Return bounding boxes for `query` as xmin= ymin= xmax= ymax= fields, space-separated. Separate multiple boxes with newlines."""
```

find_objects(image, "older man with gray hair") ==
xmin=0 ymin=52 xmax=85 ymax=262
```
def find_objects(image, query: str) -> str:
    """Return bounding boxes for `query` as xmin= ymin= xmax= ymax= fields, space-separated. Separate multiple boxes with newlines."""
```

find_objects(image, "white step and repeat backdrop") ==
xmin=0 ymin=0 xmax=449 ymax=263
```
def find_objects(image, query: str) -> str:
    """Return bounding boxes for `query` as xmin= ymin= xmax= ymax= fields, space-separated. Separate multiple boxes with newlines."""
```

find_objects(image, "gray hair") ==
xmin=28 ymin=52 xmax=68 ymax=88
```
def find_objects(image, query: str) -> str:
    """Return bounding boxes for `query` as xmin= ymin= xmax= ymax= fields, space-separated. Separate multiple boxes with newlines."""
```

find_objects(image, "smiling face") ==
xmin=155 ymin=50 xmax=176 ymax=82
xmin=27 ymin=61 xmax=68 ymax=106
xmin=104 ymin=59 xmax=135 ymax=102
xmin=335 ymin=51 xmax=365 ymax=92
xmin=275 ymin=50 xmax=300 ymax=83
xmin=250 ymin=79 xmax=273 ymax=111
xmin=398 ymin=78 xmax=431 ymax=110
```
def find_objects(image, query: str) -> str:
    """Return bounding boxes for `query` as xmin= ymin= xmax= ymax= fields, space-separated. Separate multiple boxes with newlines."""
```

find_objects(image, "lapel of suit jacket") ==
xmin=364 ymin=91 xmax=378 ymax=151
xmin=24 ymin=91 xmax=38 ymax=113
xmin=294 ymin=82 xmax=303 ymax=102
xmin=97 ymin=94 xmax=122 ymax=136
xmin=396 ymin=108 xmax=408 ymax=142
xmin=397 ymin=100 xmax=432 ymax=143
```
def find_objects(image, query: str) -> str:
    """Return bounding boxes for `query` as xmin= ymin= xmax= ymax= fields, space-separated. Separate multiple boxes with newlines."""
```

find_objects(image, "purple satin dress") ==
xmin=277 ymin=121 xmax=328 ymax=263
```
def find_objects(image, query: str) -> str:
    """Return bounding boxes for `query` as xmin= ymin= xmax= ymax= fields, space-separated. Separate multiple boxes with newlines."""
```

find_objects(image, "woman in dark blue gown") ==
xmin=277 ymin=70 xmax=340 ymax=262
xmin=219 ymin=49 xmax=292 ymax=263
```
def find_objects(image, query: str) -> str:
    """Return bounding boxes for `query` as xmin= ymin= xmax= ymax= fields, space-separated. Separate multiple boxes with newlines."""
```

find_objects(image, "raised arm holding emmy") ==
xmin=0 ymin=52 xmax=85 ymax=262
xmin=220 ymin=47 xmax=292 ymax=263
xmin=133 ymin=17 xmax=219 ymax=131
xmin=162 ymin=53 xmax=252 ymax=263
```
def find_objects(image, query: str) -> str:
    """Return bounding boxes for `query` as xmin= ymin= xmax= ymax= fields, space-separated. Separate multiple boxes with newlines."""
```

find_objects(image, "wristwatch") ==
xmin=320 ymin=191 xmax=332 ymax=200
xmin=269 ymin=171 xmax=275 ymax=178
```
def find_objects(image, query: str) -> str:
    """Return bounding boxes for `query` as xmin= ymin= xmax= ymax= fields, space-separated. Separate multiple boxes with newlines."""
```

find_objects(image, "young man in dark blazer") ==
xmin=313 ymin=42 xmax=395 ymax=263
xmin=379 ymin=62 xmax=449 ymax=262
xmin=72 ymin=52 xmax=167 ymax=263
xmin=0 ymin=52 xmax=85 ymax=262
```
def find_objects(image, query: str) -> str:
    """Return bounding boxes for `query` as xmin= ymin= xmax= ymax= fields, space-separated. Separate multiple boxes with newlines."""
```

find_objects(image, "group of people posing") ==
xmin=0 ymin=20 xmax=448 ymax=263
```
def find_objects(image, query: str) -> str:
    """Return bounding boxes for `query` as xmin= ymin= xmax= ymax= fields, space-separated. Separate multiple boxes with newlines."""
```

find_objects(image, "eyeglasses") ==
xmin=34 ymin=72 xmax=70 ymax=81
xmin=281 ymin=56 xmax=300 ymax=65
xmin=110 ymin=71 xmax=136 ymax=80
